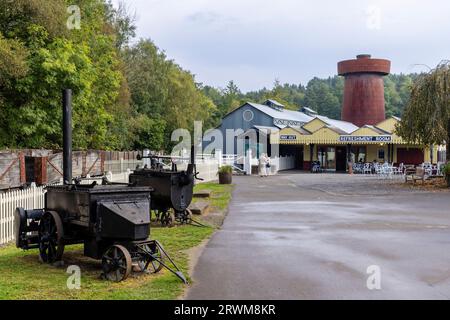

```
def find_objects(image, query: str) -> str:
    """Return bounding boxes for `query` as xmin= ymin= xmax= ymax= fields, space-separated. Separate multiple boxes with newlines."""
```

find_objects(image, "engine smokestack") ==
xmin=62 ymin=89 xmax=72 ymax=184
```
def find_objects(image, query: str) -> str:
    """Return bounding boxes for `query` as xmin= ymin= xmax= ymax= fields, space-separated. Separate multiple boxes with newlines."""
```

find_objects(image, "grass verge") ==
xmin=0 ymin=182 xmax=233 ymax=300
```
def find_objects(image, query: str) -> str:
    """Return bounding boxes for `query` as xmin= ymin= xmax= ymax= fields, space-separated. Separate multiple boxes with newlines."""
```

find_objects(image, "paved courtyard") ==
xmin=187 ymin=172 xmax=450 ymax=299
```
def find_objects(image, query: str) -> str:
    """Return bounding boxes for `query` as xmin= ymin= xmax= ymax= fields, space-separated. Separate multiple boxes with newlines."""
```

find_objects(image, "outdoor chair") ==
xmin=421 ymin=162 xmax=433 ymax=176
xmin=353 ymin=163 xmax=363 ymax=174
xmin=393 ymin=163 xmax=404 ymax=176
xmin=363 ymin=163 xmax=372 ymax=175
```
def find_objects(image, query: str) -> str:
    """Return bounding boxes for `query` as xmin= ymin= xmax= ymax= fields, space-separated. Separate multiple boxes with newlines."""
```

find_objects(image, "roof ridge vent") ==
xmin=263 ymin=99 xmax=284 ymax=110
xmin=301 ymin=106 xmax=318 ymax=117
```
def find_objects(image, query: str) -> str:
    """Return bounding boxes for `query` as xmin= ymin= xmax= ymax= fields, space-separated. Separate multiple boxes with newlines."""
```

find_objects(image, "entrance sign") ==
xmin=280 ymin=135 xmax=297 ymax=141
xmin=339 ymin=135 xmax=392 ymax=142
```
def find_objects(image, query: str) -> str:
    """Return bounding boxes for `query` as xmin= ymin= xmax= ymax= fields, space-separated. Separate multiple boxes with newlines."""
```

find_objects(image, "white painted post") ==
xmin=31 ymin=182 xmax=36 ymax=209
xmin=245 ymin=149 xmax=252 ymax=175
xmin=126 ymin=168 xmax=131 ymax=182
xmin=216 ymin=149 xmax=223 ymax=167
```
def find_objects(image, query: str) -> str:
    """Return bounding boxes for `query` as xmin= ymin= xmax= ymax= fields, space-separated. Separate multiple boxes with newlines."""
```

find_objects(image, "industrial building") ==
xmin=207 ymin=54 xmax=444 ymax=172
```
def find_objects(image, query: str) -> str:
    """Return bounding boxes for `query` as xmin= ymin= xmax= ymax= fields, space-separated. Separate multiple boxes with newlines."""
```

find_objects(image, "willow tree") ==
xmin=397 ymin=61 xmax=450 ymax=160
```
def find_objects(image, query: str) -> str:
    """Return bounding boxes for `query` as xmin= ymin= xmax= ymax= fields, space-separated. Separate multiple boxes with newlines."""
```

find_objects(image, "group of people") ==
xmin=259 ymin=153 xmax=271 ymax=177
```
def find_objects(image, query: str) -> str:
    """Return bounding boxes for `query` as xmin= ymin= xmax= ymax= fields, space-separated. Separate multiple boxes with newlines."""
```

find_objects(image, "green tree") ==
xmin=0 ymin=0 xmax=127 ymax=149
xmin=397 ymin=62 xmax=450 ymax=160
xmin=304 ymin=77 xmax=341 ymax=119
xmin=123 ymin=39 xmax=217 ymax=150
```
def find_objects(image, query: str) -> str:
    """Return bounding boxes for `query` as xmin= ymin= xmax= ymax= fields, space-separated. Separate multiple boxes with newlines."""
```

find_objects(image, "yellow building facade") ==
xmin=271 ymin=116 xmax=439 ymax=172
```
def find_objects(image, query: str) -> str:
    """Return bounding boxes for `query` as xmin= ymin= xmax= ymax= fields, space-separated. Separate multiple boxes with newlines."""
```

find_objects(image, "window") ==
xmin=350 ymin=146 xmax=367 ymax=163
xmin=378 ymin=149 xmax=385 ymax=160
xmin=243 ymin=110 xmax=254 ymax=122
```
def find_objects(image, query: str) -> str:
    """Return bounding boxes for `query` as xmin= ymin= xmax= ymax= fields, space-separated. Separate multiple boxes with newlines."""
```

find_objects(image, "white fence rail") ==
xmin=0 ymin=185 xmax=46 ymax=245
xmin=104 ymin=159 xmax=143 ymax=174
xmin=272 ymin=156 xmax=296 ymax=172
xmin=177 ymin=158 xmax=219 ymax=183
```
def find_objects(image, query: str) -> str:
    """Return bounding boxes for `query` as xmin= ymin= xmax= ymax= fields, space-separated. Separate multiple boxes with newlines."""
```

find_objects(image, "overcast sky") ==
xmin=113 ymin=0 xmax=450 ymax=92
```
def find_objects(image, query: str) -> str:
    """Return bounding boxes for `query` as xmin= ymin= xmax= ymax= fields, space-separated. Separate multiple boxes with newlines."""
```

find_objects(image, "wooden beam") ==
xmin=19 ymin=152 xmax=26 ymax=184
xmin=35 ymin=156 xmax=48 ymax=185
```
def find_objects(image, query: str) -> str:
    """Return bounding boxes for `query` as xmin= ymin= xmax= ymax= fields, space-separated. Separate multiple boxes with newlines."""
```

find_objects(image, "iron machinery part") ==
xmin=174 ymin=208 xmax=208 ymax=227
xmin=14 ymin=207 xmax=27 ymax=248
xmin=135 ymin=241 xmax=165 ymax=274
xmin=175 ymin=208 xmax=193 ymax=225
xmin=153 ymin=209 xmax=175 ymax=227
xmin=102 ymin=244 xmax=132 ymax=282
xmin=14 ymin=207 xmax=43 ymax=249
xmin=134 ymin=240 xmax=187 ymax=284
xmin=38 ymin=211 xmax=65 ymax=263
xmin=62 ymin=89 xmax=72 ymax=184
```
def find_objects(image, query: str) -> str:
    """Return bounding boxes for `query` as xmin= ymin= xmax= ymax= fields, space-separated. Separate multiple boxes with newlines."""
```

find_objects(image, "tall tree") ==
xmin=397 ymin=62 xmax=450 ymax=160
xmin=123 ymin=39 xmax=217 ymax=150
xmin=0 ymin=0 xmax=128 ymax=149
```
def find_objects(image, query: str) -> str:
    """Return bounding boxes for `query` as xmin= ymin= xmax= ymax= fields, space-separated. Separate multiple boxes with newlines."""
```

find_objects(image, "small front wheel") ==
xmin=160 ymin=210 xmax=175 ymax=227
xmin=102 ymin=245 xmax=132 ymax=282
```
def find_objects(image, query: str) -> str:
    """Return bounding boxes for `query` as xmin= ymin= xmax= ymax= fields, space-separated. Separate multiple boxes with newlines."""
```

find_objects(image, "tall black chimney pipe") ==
xmin=62 ymin=89 xmax=72 ymax=184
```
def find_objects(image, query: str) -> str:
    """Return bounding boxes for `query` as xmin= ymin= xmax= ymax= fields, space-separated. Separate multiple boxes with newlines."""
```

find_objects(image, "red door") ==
xmin=397 ymin=148 xmax=424 ymax=165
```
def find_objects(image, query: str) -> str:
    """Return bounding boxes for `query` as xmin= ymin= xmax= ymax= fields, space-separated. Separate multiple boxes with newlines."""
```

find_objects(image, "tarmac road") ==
xmin=186 ymin=173 xmax=450 ymax=299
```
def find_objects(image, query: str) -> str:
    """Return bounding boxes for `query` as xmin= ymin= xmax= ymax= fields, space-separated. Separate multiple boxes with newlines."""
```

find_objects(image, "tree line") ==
xmin=0 ymin=0 xmax=216 ymax=151
xmin=202 ymin=74 xmax=420 ymax=126
xmin=0 ymin=0 xmax=420 ymax=152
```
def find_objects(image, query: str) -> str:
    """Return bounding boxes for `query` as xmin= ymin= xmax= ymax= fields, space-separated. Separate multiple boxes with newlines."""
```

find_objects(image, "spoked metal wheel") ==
xmin=136 ymin=242 xmax=165 ymax=274
xmin=160 ymin=210 xmax=175 ymax=227
xmin=151 ymin=210 xmax=161 ymax=223
xmin=102 ymin=245 xmax=132 ymax=282
xmin=176 ymin=209 xmax=193 ymax=224
xmin=38 ymin=211 xmax=64 ymax=263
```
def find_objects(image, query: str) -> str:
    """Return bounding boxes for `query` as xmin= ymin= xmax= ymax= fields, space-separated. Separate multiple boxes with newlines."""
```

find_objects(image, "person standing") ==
xmin=259 ymin=153 xmax=270 ymax=177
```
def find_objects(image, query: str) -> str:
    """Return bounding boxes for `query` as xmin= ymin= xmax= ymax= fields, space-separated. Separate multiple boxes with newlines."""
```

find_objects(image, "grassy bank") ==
xmin=0 ymin=182 xmax=233 ymax=300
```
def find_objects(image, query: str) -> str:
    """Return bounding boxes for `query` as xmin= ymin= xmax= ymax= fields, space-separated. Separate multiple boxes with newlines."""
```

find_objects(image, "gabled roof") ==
xmin=350 ymin=125 xmax=390 ymax=136
xmin=246 ymin=102 xmax=314 ymax=123
xmin=374 ymin=116 xmax=401 ymax=134
xmin=316 ymin=116 xmax=359 ymax=134
xmin=286 ymin=125 xmax=312 ymax=135
xmin=324 ymin=125 xmax=349 ymax=135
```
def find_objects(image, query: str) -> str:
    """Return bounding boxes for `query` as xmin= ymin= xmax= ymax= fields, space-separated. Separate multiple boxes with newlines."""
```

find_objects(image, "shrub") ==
xmin=442 ymin=162 xmax=450 ymax=175
xmin=218 ymin=165 xmax=232 ymax=174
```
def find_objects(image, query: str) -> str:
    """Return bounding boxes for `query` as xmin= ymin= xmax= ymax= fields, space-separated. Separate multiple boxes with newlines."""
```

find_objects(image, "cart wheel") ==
xmin=177 ymin=209 xmax=192 ymax=224
xmin=39 ymin=211 xmax=64 ymax=263
xmin=147 ymin=241 xmax=165 ymax=273
xmin=185 ymin=209 xmax=193 ymax=224
xmin=152 ymin=210 xmax=160 ymax=223
xmin=102 ymin=245 xmax=132 ymax=282
xmin=160 ymin=210 xmax=175 ymax=227
xmin=136 ymin=243 xmax=165 ymax=273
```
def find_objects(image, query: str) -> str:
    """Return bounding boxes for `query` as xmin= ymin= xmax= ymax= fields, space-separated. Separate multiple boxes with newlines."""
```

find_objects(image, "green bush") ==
xmin=218 ymin=165 xmax=232 ymax=174
xmin=442 ymin=162 xmax=450 ymax=175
